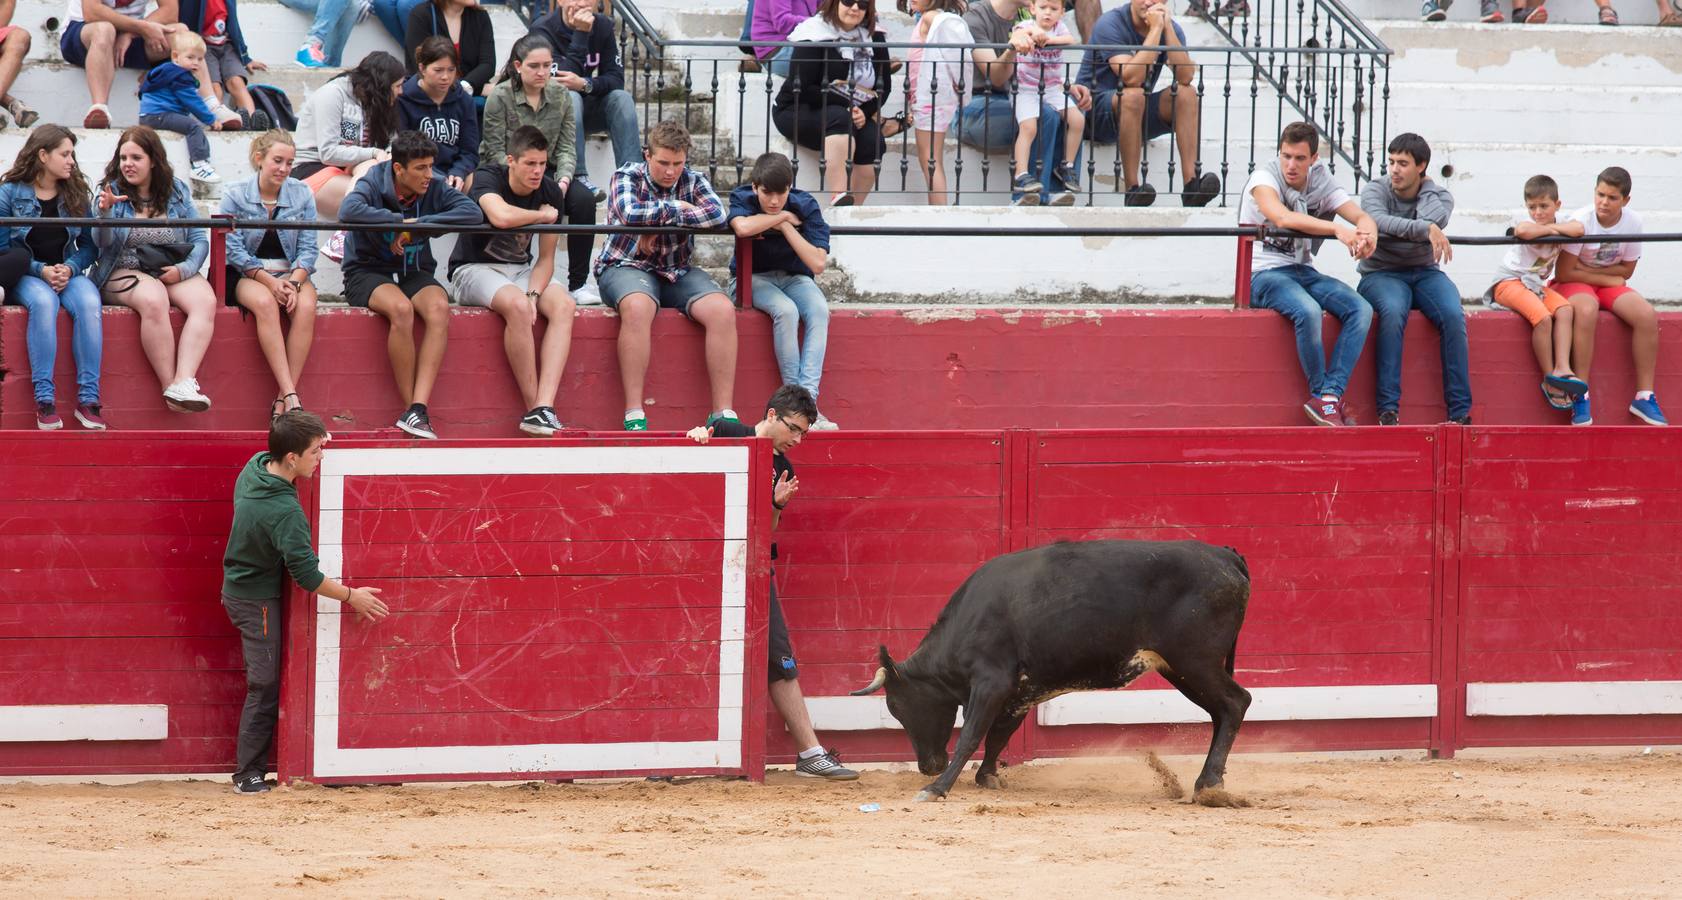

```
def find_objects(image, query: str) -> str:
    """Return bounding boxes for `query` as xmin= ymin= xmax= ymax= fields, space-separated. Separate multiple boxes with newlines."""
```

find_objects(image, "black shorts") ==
xmin=343 ymin=269 xmax=444 ymax=309
xmin=768 ymin=576 xmax=798 ymax=684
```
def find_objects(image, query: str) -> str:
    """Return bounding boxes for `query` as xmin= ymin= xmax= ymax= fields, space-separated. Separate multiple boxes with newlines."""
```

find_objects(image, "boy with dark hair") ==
xmin=728 ymin=152 xmax=839 ymax=430
xmin=221 ymin=410 xmax=389 ymax=794
xmin=1554 ymin=166 xmax=1666 ymax=426
xmin=340 ymin=130 xmax=485 ymax=439
xmin=450 ymin=125 xmax=588 ymax=437
xmin=1356 ymin=132 xmax=1471 ymax=425
xmin=1486 ymin=174 xmax=1590 ymax=419
xmin=686 ymin=385 xmax=858 ymax=782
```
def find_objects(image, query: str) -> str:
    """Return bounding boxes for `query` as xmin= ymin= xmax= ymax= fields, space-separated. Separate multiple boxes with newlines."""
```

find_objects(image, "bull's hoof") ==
xmin=1191 ymin=787 xmax=1251 ymax=808
xmin=976 ymin=773 xmax=1005 ymax=790
xmin=913 ymin=789 xmax=944 ymax=803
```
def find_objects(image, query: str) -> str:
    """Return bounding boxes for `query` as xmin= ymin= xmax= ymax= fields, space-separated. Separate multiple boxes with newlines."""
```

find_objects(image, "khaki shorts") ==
xmin=450 ymin=261 xmax=565 ymax=308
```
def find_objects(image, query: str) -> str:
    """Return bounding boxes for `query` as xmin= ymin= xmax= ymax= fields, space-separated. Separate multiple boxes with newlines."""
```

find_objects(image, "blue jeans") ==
xmin=572 ymin=89 xmax=641 ymax=178
xmin=16 ymin=274 xmax=103 ymax=406
xmin=740 ymin=271 xmax=829 ymax=400
xmin=140 ymin=113 xmax=209 ymax=163
xmin=278 ymin=0 xmax=357 ymax=66
xmin=956 ymin=92 xmax=1084 ymax=204
xmin=371 ymin=0 xmax=427 ymax=45
xmin=1250 ymin=265 xmax=1373 ymax=399
xmin=1359 ymin=266 xmax=1472 ymax=419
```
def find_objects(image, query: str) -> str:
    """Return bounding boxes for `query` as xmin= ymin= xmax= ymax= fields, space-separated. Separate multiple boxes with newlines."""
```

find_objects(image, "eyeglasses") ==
xmin=838 ymin=0 xmax=869 ymax=8
xmin=778 ymin=415 xmax=810 ymax=437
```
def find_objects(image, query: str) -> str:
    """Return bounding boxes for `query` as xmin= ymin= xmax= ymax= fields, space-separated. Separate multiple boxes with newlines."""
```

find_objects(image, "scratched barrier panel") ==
xmin=0 ymin=434 xmax=260 ymax=775
xmin=277 ymin=440 xmax=773 ymax=785
xmin=1022 ymin=429 xmax=1446 ymax=757
xmin=1456 ymin=428 xmax=1682 ymax=750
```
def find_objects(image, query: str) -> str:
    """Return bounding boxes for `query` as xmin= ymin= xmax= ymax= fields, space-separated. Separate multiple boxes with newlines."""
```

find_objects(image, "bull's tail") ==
xmin=1221 ymin=546 xmax=1250 ymax=678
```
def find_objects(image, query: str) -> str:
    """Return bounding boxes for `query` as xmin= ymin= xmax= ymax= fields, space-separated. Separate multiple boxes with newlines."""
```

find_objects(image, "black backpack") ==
xmin=248 ymin=84 xmax=298 ymax=131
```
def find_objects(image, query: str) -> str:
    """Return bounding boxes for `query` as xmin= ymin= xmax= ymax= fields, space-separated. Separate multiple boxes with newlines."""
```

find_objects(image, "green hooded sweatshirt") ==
xmin=221 ymin=452 xmax=327 ymax=600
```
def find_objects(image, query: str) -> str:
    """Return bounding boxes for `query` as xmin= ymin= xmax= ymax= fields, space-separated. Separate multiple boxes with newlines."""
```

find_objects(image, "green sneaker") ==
xmin=623 ymin=414 xmax=648 ymax=431
xmin=705 ymin=408 xmax=740 ymax=427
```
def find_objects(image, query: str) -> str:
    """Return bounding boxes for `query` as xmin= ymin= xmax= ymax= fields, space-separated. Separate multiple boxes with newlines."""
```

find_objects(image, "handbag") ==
xmin=135 ymin=242 xmax=195 ymax=276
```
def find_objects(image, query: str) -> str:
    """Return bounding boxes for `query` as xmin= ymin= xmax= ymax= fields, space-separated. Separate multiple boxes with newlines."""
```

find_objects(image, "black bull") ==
xmin=852 ymin=539 xmax=1253 ymax=802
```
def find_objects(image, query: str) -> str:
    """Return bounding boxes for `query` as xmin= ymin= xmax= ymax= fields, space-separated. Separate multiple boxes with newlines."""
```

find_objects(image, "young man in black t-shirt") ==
xmin=447 ymin=126 xmax=580 ymax=437
xmin=687 ymin=385 xmax=859 ymax=781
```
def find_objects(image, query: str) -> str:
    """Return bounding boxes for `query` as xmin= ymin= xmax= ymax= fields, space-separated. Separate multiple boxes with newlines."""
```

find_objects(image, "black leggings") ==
xmin=555 ymin=176 xmax=597 ymax=291
xmin=772 ymin=103 xmax=886 ymax=166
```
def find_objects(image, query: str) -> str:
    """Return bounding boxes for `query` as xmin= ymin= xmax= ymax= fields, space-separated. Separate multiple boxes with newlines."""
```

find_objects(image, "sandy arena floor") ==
xmin=2 ymin=750 xmax=1680 ymax=898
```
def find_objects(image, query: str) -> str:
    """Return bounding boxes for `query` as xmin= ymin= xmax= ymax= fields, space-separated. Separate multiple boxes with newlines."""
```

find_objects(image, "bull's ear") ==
xmin=877 ymin=644 xmax=899 ymax=681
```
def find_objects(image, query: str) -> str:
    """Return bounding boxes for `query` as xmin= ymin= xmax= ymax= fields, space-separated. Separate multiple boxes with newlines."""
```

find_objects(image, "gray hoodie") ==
xmin=1358 ymin=177 xmax=1454 ymax=274
xmin=295 ymin=77 xmax=381 ymax=170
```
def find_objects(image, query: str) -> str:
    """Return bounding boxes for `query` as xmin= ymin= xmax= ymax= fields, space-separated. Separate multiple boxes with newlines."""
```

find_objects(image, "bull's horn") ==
xmin=849 ymin=666 xmax=888 ymax=696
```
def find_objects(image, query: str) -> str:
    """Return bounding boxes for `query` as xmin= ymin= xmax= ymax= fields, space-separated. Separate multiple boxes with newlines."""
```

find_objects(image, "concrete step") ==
xmin=1385 ymin=80 xmax=1682 ymax=146
xmin=10 ymin=59 xmax=344 ymax=125
xmin=1373 ymin=21 xmax=1682 ymax=87
xmin=1337 ymin=0 xmax=1671 ymax=26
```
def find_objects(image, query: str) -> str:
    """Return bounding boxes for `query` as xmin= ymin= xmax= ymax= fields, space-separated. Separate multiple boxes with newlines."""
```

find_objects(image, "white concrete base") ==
xmin=1468 ymin=681 xmax=1682 ymax=717
xmin=0 ymin=705 xmax=168 ymax=742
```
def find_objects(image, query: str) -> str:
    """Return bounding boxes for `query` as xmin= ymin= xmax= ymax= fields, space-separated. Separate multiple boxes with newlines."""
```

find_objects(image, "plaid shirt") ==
xmin=593 ymin=162 xmax=727 ymax=281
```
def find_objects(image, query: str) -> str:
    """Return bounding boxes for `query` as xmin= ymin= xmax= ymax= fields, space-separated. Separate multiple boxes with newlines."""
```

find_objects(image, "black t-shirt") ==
xmin=254 ymin=206 xmax=286 ymax=261
xmin=710 ymin=419 xmax=794 ymax=509
xmin=26 ymin=194 xmax=69 ymax=265
xmin=448 ymin=164 xmax=563 ymax=276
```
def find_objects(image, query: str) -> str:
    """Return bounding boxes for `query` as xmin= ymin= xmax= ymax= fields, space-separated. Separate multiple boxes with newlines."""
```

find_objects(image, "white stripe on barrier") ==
xmin=1467 ymin=681 xmax=1682 ymax=717
xmin=0 ymin=705 xmax=168 ymax=742
xmin=806 ymin=696 xmax=965 ymax=732
xmin=312 ymin=738 xmax=742 ymax=778
xmin=320 ymin=445 xmax=751 ymax=479
xmin=1037 ymin=685 xmax=1438 ymax=726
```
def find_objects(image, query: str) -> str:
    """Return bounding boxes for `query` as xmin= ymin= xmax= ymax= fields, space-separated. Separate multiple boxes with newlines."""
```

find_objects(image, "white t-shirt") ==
xmin=67 ymin=0 xmax=151 ymax=24
xmin=1238 ymin=162 xmax=1351 ymax=272
xmin=1562 ymin=205 xmax=1643 ymax=269
xmin=1491 ymin=209 xmax=1564 ymax=285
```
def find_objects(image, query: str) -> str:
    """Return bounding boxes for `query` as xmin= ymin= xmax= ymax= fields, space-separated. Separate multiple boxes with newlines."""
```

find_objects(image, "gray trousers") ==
xmin=222 ymin=593 xmax=283 ymax=781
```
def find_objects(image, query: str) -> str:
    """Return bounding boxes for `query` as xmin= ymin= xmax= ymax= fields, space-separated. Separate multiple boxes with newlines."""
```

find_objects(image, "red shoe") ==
xmin=1303 ymin=395 xmax=1346 ymax=427
xmin=75 ymin=403 xmax=108 ymax=431
xmin=36 ymin=402 xmax=63 ymax=430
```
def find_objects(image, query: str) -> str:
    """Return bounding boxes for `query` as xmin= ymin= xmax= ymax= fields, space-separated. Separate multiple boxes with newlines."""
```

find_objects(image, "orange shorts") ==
xmin=1491 ymin=280 xmax=1570 ymax=326
xmin=301 ymin=165 xmax=349 ymax=192
xmin=1552 ymin=281 xmax=1637 ymax=311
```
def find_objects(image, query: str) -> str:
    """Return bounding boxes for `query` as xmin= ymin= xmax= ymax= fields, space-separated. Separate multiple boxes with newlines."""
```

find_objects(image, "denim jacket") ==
xmin=91 ymin=177 xmax=209 ymax=287
xmin=218 ymin=176 xmax=320 ymax=275
xmin=0 ymin=180 xmax=99 ymax=277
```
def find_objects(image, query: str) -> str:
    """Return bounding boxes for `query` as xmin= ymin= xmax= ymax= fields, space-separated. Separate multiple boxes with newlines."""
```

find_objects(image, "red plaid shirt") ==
xmin=593 ymin=163 xmax=727 ymax=282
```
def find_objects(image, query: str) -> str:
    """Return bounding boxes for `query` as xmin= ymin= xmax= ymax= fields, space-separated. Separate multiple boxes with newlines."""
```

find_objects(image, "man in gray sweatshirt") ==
xmin=1357 ymin=132 xmax=1471 ymax=425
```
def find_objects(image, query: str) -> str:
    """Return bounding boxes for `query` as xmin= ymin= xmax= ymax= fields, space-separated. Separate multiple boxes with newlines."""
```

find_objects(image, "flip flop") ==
xmin=1541 ymin=381 xmax=1573 ymax=411
xmin=1544 ymin=373 xmax=1589 ymax=397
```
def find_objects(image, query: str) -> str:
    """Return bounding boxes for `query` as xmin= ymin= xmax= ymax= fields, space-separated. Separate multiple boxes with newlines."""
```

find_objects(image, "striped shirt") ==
xmin=593 ymin=162 xmax=727 ymax=281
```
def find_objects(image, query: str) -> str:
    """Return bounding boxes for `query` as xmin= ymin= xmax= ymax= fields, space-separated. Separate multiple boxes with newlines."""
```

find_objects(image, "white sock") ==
xmin=624 ymin=408 xmax=645 ymax=421
xmin=1637 ymin=390 xmax=1654 ymax=401
xmin=798 ymin=746 xmax=825 ymax=760
xmin=1320 ymin=394 xmax=1338 ymax=402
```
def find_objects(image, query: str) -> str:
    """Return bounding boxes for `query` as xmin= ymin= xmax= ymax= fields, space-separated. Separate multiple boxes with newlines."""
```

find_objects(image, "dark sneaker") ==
xmin=1182 ymin=172 xmax=1221 ymax=208
xmin=578 ymin=177 xmax=607 ymax=203
xmin=520 ymin=406 xmax=561 ymax=437
xmin=75 ymin=403 xmax=108 ymax=431
xmin=396 ymin=404 xmax=438 ymax=439
xmin=234 ymin=774 xmax=272 ymax=794
xmin=1011 ymin=173 xmax=1043 ymax=206
xmin=706 ymin=409 xmax=741 ymax=427
xmin=795 ymin=750 xmax=859 ymax=781
xmin=1629 ymin=395 xmax=1668 ymax=426
xmin=250 ymin=108 xmax=272 ymax=132
xmin=1378 ymin=410 xmax=1400 ymax=426
xmin=36 ymin=402 xmax=63 ymax=430
xmin=1448 ymin=415 xmax=1472 ymax=425
xmin=1053 ymin=161 xmax=1081 ymax=193
xmin=1213 ymin=0 xmax=1250 ymax=16
xmin=1421 ymin=0 xmax=1449 ymax=20
xmin=1124 ymin=183 xmax=1157 ymax=207
xmin=1304 ymin=395 xmax=1346 ymax=427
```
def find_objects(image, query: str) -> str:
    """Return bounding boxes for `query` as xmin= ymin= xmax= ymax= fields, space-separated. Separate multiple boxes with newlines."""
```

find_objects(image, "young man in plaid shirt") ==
xmin=595 ymin=119 xmax=738 ymax=431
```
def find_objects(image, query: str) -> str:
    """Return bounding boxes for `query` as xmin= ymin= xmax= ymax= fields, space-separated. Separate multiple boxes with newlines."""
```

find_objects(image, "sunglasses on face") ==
xmin=838 ymin=0 xmax=869 ymax=7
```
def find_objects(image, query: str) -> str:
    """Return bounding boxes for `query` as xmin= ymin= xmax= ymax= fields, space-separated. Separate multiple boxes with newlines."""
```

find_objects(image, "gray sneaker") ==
xmin=794 ymin=750 xmax=859 ymax=780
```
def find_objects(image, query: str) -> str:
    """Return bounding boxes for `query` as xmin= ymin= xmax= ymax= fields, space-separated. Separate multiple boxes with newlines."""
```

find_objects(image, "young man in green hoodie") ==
xmin=221 ymin=410 xmax=390 ymax=794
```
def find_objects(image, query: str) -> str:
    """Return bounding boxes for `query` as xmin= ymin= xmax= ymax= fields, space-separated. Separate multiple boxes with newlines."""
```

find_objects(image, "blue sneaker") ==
xmin=1421 ymin=0 xmax=1451 ymax=19
xmin=1629 ymin=395 xmax=1668 ymax=426
xmin=295 ymin=38 xmax=327 ymax=68
xmin=1571 ymin=393 xmax=1593 ymax=426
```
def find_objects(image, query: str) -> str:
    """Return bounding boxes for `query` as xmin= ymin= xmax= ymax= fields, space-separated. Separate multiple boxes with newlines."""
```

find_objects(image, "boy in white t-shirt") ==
xmin=1485 ymin=174 xmax=1589 ymax=420
xmin=1239 ymin=121 xmax=1378 ymax=427
xmin=1553 ymin=167 xmax=1666 ymax=426
xmin=1009 ymin=0 xmax=1083 ymax=205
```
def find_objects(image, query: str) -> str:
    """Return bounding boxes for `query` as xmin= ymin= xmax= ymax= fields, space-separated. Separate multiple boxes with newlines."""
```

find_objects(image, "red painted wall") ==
xmin=6 ymin=307 xmax=1681 ymax=434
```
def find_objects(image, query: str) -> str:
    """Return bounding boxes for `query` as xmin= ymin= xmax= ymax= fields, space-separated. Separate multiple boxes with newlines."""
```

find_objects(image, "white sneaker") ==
xmin=571 ymin=284 xmax=602 ymax=306
xmin=190 ymin=161 xmax=221 ymax=184
xmin=211 ymin=103 xmax=242 ymax=128
xmin=163 ymin=378 xmax=211 ymax=412
xmin=322 ymin=230 xmax=347 ymax=263
xmin=812 ymin=413 xmax=839 ymax=431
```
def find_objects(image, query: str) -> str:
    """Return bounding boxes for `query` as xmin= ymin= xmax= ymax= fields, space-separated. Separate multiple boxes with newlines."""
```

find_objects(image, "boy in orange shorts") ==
xmin=1553 ymin=166 xmax=1666 ymax=427
xmin=1486 ymin=174 xmax=1587 ymax=419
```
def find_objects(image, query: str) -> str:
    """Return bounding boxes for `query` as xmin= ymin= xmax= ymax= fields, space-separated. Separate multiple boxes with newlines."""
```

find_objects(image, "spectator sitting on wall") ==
xmin=293 ymin=51 xmax=407 ymax=261
xmin=687 ymin=385 xmax=860 ymax=782
xmin=338 ymin=129 xmax=486 ymax=441
xmin=93 ymin=126 xmax=219 ymax=416
xmin=900 ymin=0 xmax=969 ymax=206
xmin=1239 ymin=121 xmax=1377 ymax=427
xmin=404 ymin=0 xmax=497 ymax=97
xmin=728 ymin=152 xmax=840 ymax=431
xmin=958 ymin=0 xmax=1090 ymax=206
xmin=0 ymin=126 xmax=103 ymax=431
xmin=1484 ymin=174 xmax=1589 ymax=420
xmin=222 ymin=410 xmax=390 ymax=795
xmin=178 ymin=0 xmax=272 ymax=130
xmin=398 ymin=37 xmax=481 ymax=193
xmin=1357 ymin=133 xmax=1472 ymax=426
xmin=447 ymin=125 xmax=583 ymax=437
xmin=62 ymin=0 xmax=184 ymax=129
xmin=530 ymin=0 xmax=639 ymax=204
xmin=0 ymin=5 xmax=39 ymax=128
xmin=772 ymin=0 xmax=898 ymax=208
xmin=219 ymin=130 xmax=321 ymax=424
xmin=1553 ymin=166 xmax=1667 ymax=426
xmin=1076 ymin=0 xmax=1219 ymax=208
xmin=594 ymin=119 xmax=737 ymax=432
